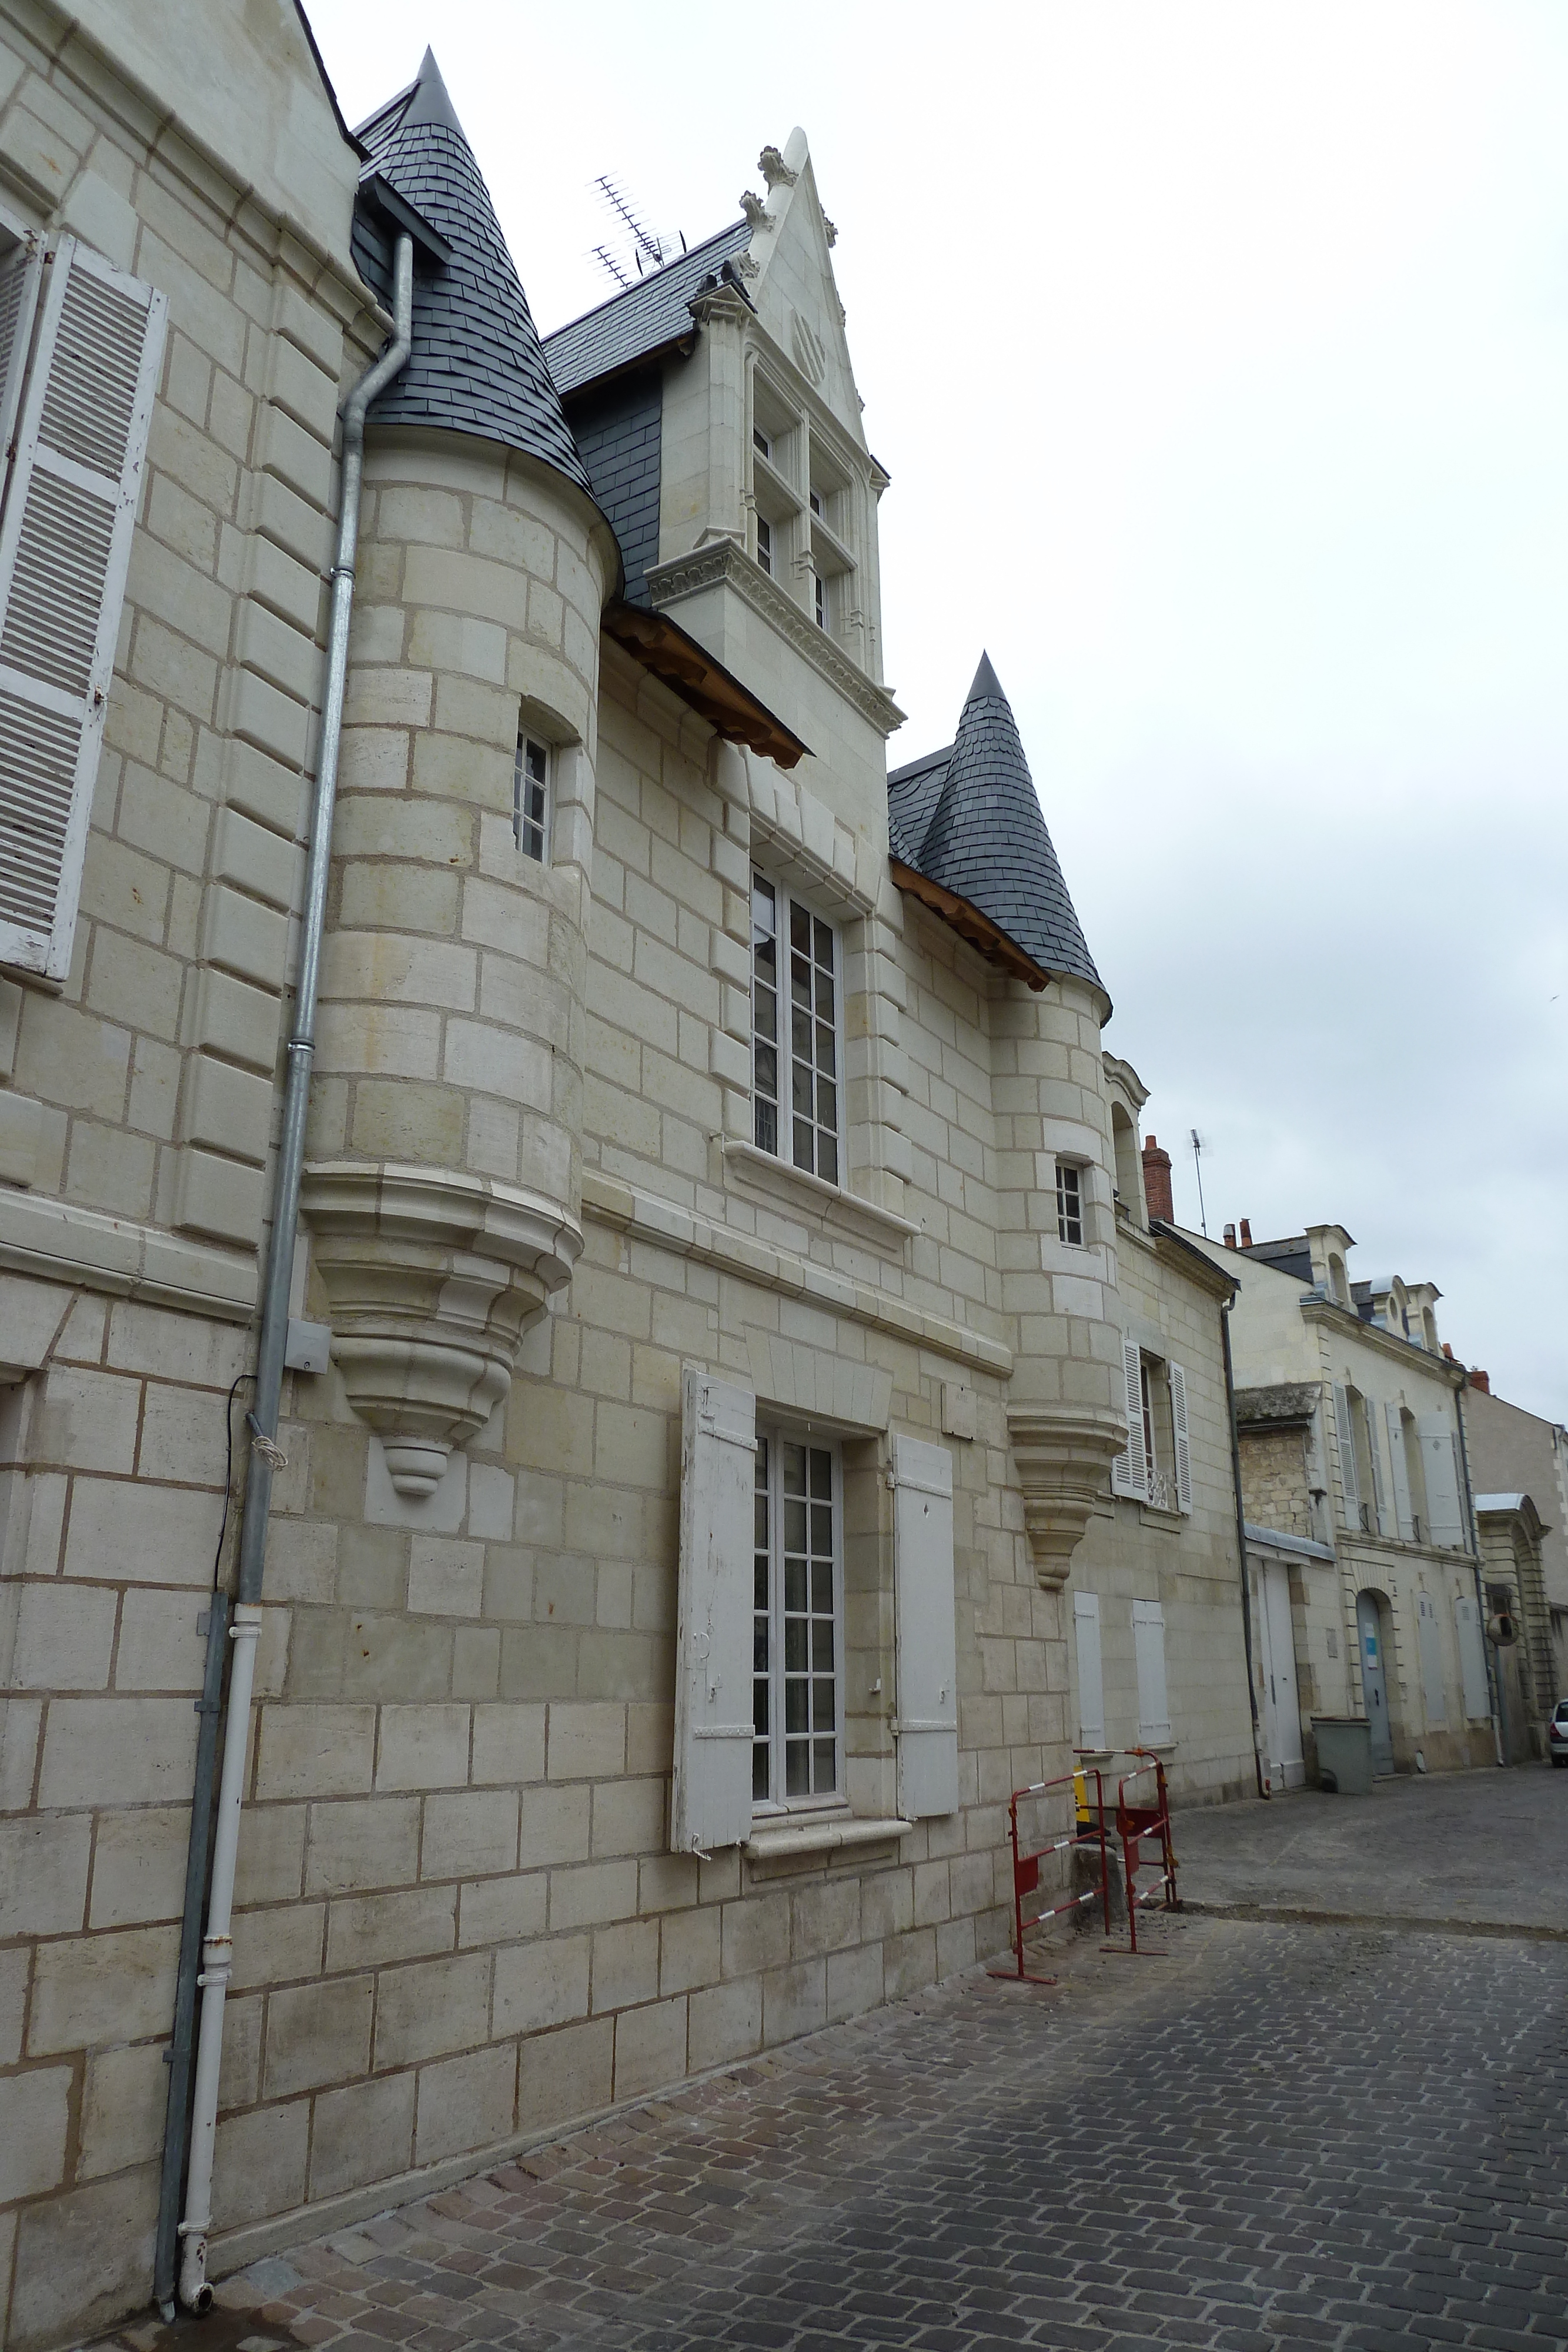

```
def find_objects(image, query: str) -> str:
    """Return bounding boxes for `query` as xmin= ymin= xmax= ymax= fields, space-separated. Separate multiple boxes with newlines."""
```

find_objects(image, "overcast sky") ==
xmin=306 ymin=1 xmax=1568 ymax=1419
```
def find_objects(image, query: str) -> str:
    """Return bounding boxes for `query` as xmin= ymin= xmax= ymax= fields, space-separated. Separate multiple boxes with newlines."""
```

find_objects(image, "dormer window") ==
xmin=514 ymin=733 xmax=550 ymax=863
xmin=753 ymin=425 xmax=771 ymax=460
xmin=757 ymin=515 xmax=773 ymax=577
xmin=809 ymin=486 xmax=824 ymax=517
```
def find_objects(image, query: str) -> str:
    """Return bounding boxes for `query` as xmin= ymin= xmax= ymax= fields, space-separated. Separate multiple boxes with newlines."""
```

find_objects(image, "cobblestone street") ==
xmin=143 ymin=1905 xmax=1568 ymax=2352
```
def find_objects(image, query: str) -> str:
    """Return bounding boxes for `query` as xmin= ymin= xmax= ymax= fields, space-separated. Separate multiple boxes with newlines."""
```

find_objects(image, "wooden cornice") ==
xmin=889 ymin=860 xmax=1049 ymax=991
xmin=603 ymin=601 xmax=808 ymax=769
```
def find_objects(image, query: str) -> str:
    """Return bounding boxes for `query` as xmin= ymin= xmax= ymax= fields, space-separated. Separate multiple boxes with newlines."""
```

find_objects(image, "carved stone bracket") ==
xmin=1007 ymin=1402 xmax=1128 ymax=1592
xmin=301 ymin=1162 xmax=582 ymax=1498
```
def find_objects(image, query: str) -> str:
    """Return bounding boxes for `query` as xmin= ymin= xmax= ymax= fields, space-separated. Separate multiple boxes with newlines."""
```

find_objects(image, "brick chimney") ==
xmin=1142 ymin=1133 xmax=1174 ymax=1222
xmin=1467 ymin=1367 xmax=1490 ymax=1394
xmin=1239 ymin=1218 xmax=1253 ymax=1247
xmin=1223 ymin=1222 xmax=1236 ymax=1248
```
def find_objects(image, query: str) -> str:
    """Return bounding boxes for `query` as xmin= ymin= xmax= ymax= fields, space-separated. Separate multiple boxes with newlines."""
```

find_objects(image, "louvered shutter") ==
xmin=1385 ymin=1402 xmax=1415 ymax=1539
xmin=1416 ymin=1591 xmax=1447 ymax=1728
xmin=0 ymin=237 xmax=166 ymax=979
xmin=1132 ymin=1598 xmax=1170 ymax=1743
xmin=1072 ymin=1588 xmax=1104 ymax=1748
xmin=1168 ymin=1362 xmax=1193 ymax=1514
xmin=0 ymin=239 xmax=44 ymax=483
xmin=1362 ymin=1397 xmax=1388 ymax=1535
xmin=1416 ymin=1412 xmax=1465 ymax=1549
xmin=670 ymin=1367 xmax=756 ymax=1855
xmin=1454 ymin=1594 xmax=1490 ymax=1719
xmin=892 ymin=1431 xmax=958 ymax=1818
xmin=1332 ymin=1384 xmax=1361 ymax=1532
xmin=1111 ymin=1337 xmax=1147 ymax=1499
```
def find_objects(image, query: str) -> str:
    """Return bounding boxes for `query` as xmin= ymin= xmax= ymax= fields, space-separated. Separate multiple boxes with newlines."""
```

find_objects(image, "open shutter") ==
xmin=1110 ymin=1337 xmax=1146 ymax=1499
xmin=0 ymin=236 xmax=166 ymax=978
xmin=671 ymin=1367 xmax=755 ymax=1855
xmin=1385 ymin=1402 xmax=1414 ymax=1539
xmin=1168 ymin=1362 xmax=1193 ymax=1514
xmin=1132 ymin=1598 xmax=1170 ymax=1743
xmin=1362 ymin=1397 xmax=1388 ymax=1535
xmin=1332 ymin=1385 xmax=1361 ymax=1532
xmin=1416 ymin=1591 xmax=1447 ymax=1728
xmin=1072 ymin=1588 xmax=1104 ymax=1748
xmin=1417 ymin=1413 xmax=1465 ymax=1549
xmin=0 ymin=239 xmax=44 ymax=488
xmin=892 ymin=1431 xmax=958 ymax=1819
xmin=1454 ymin=1594 xmax=1490 ymax=1719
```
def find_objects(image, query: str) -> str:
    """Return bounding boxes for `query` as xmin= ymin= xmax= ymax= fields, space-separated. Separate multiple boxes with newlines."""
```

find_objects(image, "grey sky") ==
xmin=307 ymin=1 xmax=1568 ymax=1418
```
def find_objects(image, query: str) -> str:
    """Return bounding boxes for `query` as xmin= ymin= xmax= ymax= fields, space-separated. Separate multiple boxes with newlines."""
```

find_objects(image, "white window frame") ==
xmin=513 ymin=730 xmax=551 ymax=864
xmin=755 ymin=513 xmax=773 ymax=577
xmin=751 ymin=1421 xmax=844 ymax=1816
xmin=813 ymin=569 xmax=828 ymax=630
xmin=750 ymin=868 xmax=843 ymax=1187
xmin=1055 ymin=1158 xmax=1084 ymax=1246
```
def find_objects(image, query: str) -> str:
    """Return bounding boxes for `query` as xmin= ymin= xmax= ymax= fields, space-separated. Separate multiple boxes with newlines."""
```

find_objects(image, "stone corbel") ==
xmin=758 ymin=145 xmax=797 ymax=189
xmin=1007 ymin=1402 xmax=1129 ymax=1591
xmin=300 ymin=1162 xmax=582 ymax=1498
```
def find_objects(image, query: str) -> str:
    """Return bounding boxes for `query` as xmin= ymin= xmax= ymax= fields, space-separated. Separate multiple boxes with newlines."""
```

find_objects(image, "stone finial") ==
xmin=823 ymin=216 xmax=838 ymax=248
xmin=739 ymin=190 xmax=771 ymax=230
xmin=758 ymin=145 xmax=797 ymax=188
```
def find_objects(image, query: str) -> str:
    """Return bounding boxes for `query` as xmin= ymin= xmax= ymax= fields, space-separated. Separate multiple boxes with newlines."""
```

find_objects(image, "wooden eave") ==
xmin=889 ymin=858 xmax=1049 ymax=991
xmin=603 ymin=601 xmax=808 ymax=769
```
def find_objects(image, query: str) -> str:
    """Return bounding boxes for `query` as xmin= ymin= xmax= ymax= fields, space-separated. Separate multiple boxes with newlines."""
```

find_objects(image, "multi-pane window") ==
xmin=1140 ymin=1360 xmax=1156 ymax=1481
xmin=751 ymin=873 xmax=840 ymax=1184
xmin=753 ymin=1429 xmax=840 ymax=1807
xmin=514 ymin=733 xmax=549 ymax=863
xmin=756 ymin=514 xmax=773 ymax=576
xmin=1055 ymin=1158 xmax=1084 ymax=1245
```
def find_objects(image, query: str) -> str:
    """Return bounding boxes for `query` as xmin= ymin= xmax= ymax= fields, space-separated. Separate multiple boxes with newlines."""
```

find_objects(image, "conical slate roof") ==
xmin=887 ymin=654 xmax=1105 ymax=1002
xmin=351 ymin=52 xmax=591 ymax=497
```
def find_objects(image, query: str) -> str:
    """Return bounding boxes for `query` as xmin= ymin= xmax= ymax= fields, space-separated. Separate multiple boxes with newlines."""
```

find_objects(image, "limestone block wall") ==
xmin=1239 ymin=1426 xmax=1313 ymax=1539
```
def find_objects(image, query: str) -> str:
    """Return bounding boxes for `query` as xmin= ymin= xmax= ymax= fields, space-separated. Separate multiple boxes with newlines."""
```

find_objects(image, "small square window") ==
xmin=514 ymin=733 xmax=549 ymax=863
xmin=1055 ymin=1159 xmax=1084 ymax=1246
xmin=757 ymin=515 xmax=773 ymax=577
xmin=753 ymin=424 xmax=771 ymax=461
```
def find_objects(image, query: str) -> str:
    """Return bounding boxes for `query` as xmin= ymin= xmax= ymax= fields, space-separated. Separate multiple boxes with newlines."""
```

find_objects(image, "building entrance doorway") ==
xmin=1356 ymin=1590 xmax=1396 ymax=1775
xmin=1258 ymin=1559 xmax=1305 ymax=1792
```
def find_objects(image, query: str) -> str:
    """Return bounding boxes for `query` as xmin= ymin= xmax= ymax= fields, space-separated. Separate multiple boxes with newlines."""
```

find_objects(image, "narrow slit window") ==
xmin=514 ymin=733 xmax=549 ymax=863
xmin=754 ymin=1426 xmax=840 ymax=1809
xmin=757 ymin=514 xmax=773 ymax=577
xmin=1055 ymin=1159 xmax=1084 ymax=1245
xmin=814 ymin=572 xmax=827 ymax=630
xmin=752 ymin=873 xmax=839 ymax=1185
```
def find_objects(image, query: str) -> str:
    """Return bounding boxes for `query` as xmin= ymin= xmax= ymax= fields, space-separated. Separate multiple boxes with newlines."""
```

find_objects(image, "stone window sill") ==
xmin=743 ymin=1812 xmax=912 ymax=1870
xmin=721 ymin=1137 xmax=917 ymax=1244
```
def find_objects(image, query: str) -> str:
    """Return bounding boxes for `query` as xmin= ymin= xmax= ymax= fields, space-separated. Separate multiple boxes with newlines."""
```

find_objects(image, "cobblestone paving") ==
xmin=185 ymin=1914 xmax=1568 ymax=2352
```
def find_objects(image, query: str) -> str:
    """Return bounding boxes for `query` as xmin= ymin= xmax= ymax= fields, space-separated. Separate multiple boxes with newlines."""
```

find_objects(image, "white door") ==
xmin=1258 ymin=1560 xmax=1305 ymax=1792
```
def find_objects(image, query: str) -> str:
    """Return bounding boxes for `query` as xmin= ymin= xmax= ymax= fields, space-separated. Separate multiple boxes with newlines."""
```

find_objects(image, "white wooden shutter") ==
xmin=1385 ymin=1402 xmax=1415 ymax=1539
xmin=670 ymin=1367 xmax=755 ymax=1855
xmin=892 ymin=1431 xmax=958 ymax=1819
xmin=1362 ymin=1397 xmax=1388 ymax=1535
xmin=1415 ymin=1592 xmax=1447 ymax=1728
xmin=1454 ymin=1593 xmax=1490 ymax=1720
xmin=1110 ymin=1337 xmax=1146 ymax=1499
xmin=1332 ymin=1384 xmax=1361 ymax=1532
xmin=1072 ymin=1588 xmax=1104 ymax=1748
xmin=0 ymin=236 xmax=166 ymax=978
xmin=0 ymin=239 xmax=44 ymax=487
xmin=1132 ymin=1598 xmax=1170 ymax=1743
xmin=1168 ymin=1362 xmax=1193 ymax=1514
xmin=1416 ymin=1412 xmax=1465 ymax=1549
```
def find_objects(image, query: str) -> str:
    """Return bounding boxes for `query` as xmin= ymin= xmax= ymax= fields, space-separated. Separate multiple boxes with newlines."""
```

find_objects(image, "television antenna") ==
xmin=1189 ymin=1128 xmax=1209 ymax=1238
xmin=589 ymin=244 xmax=630 ymax=290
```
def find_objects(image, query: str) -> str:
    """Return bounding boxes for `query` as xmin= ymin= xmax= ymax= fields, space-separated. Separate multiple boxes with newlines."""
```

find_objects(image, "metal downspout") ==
xmin=1221 ymin=1292 xmax=1267 ymax=1799
xmin=160 ymin=236 xmax=414 ymax=2317
xmin=1453 ymin=1370 xmax=1505 ymax=1768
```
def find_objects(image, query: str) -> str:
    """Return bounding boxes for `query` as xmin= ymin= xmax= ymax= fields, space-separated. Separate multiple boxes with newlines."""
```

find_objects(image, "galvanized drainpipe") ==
xmin=1221 ymin=1292 xmax=1267 ymax=1799
xmin=1452 ymin=1368 xmax=1505 ymax=1768
xmin=159 ymin=235 xmax=414 ymax=2316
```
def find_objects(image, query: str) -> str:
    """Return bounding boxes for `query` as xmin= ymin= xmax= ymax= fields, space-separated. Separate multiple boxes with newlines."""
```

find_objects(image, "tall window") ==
xmin=1055 ymin=1159 xmax=1084 ymax=1245
xmin=756 ymin=514 xmax=773 ymax=577
xmin=751 ymin=874 xmax=840 ymax=1184
xmin=1140 ymin=1361 xmax=1156 ymax=1482
xmin=753 ymin=1429 xmax=841 ymax=1807
xmin=514 ymin=733 xmax=549 ymax=863
xmin=813 ymin=571 xmax=828 ymax=630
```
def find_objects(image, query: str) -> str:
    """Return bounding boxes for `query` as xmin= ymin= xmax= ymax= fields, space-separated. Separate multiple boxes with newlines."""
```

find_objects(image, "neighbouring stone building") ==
xmin=1460 ymin=1372 xmax=1568 ymax=1705
xmin=0 ymin=9 xmax=1273 ymax=2346
xmin=1192 ymin=1222 xmax=1496 ymax=1786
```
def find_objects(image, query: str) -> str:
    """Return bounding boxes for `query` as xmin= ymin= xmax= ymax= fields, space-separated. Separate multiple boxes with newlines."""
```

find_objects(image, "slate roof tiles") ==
xmin=543 ymin=221 xmax=754 ymax=399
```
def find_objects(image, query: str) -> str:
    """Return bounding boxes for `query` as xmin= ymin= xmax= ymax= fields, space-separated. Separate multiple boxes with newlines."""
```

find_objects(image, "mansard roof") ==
xmin=543 ymin=220 xmax=754 ymax=399
xmin=887 ymin=654 xmax=1105 ymax=1005
xmin=351 ymin=51 xmax=591 ymax=498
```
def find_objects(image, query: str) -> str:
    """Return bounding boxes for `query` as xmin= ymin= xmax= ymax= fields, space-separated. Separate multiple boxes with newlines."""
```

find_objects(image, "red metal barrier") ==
xmin=1111 ymin=1749 xmax=1178 ymax=1955
xmin=988 ymin=1765 xmax=1112 ymax=1983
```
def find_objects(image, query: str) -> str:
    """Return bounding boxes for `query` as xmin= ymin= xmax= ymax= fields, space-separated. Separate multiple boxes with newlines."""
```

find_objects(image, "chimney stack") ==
xmin=1467 ymin=1367 xmax=1490 ymax=1394
xmin=1223 ymin=1222 xmax=1237 ymax=1248
xmin=1239 ymin=1218 xmax=1253 ymax=1248
xmin=1142 ymin=1132 xmax=1174 ymax=1222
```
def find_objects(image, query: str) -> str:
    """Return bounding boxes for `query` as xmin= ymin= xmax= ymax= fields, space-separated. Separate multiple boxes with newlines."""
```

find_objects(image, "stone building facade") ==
xmin=0 ymin=11 xmax=1258 ymax=2349
xmin=1461 ymin=1376 xmax=1568 ymax=1699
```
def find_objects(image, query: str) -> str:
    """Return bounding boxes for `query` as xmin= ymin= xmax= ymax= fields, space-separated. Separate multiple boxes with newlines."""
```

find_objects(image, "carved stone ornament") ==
xmin=823 ymin=215 xmax=838 ymax=248
xmin=739 ymin=190 xmax=771 ymax=230
xmin=791 ymin=310 xmax=825 ymax=386
xmin=301 ymin=1162 xmax=582 ymax=1498
xmin=758 ymin=145 xmax=797 ymax=189
xmin=1006 ymin=1402 xmax=1129 ymax=1592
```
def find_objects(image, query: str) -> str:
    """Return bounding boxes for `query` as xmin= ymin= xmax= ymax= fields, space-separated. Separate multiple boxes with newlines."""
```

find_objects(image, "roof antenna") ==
xmin=589 ymin=243 xmax=630 ymax=289
xmin=593 ymin=173 xmax=664 ymax=269
xmin=1189 ymin=1129 xmax=1209 ymax=1238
